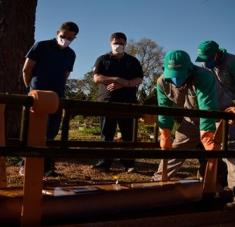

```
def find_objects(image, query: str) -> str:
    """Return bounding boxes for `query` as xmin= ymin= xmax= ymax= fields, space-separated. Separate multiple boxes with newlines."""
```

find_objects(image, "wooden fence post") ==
xmin=21 ymin=90 xmax=59 ymax=227
xmin=0 ymin=104 xmax=6 ymax=188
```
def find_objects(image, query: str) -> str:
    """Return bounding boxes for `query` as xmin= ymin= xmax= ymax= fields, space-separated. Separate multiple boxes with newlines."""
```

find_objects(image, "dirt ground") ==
xmin=6 ymin=159 xmax=200 ymax=188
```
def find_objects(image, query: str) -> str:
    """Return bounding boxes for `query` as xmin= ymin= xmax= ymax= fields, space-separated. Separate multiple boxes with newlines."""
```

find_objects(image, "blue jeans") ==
xmin=45 ymin=109 xmax=62 ymax=171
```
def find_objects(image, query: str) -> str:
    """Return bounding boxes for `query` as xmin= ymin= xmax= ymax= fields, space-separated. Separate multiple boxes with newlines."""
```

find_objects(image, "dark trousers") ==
xmin=101 ymin=116 xmax=135 ymax=168
xmin=44 ymin=109 xmax=62 ymax=171
xmin=19 ymin=108 xmax=62 ymax=172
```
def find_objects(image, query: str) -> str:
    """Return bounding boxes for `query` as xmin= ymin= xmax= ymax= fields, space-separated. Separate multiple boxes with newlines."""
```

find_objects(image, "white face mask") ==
xmin=112 ymin=44 xmax=125 ymax=55
xmin=57 ymin=36 xmax=71 ymax=48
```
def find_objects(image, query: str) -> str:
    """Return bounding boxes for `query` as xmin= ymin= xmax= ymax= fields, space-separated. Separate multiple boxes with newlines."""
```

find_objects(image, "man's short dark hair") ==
xmin=60 ymin=21 xmax=79 ymax=35
xmin=110 ymin=32 xmax=127 ymax=42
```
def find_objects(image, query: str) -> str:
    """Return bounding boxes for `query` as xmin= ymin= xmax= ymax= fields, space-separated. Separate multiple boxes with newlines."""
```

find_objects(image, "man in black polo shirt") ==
xmin=21 ymin=21 xmax=79 ymax=176
xmin=93 ymin=32 xmax=143 ymax=172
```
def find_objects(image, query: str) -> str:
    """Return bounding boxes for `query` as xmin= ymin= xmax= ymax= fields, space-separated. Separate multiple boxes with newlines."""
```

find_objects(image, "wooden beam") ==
xmin=0 ymin=104 xmax=6 ymax=188
xmin=21 ymin=90 xmax=59 ymax=227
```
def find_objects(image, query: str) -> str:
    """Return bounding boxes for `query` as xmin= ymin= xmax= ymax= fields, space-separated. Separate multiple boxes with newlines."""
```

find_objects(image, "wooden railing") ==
xmin=1 ymin=91 xmax=235 ymax=226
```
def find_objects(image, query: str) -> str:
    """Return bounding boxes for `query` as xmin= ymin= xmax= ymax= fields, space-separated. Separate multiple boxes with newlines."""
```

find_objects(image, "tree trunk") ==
xmin=0 ymin=0 xmax=37 ymax=137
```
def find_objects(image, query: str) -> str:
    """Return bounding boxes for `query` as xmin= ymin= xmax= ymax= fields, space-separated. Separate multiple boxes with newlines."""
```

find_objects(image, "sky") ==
xmin=35 ymin=0 xmax=235 ymax=79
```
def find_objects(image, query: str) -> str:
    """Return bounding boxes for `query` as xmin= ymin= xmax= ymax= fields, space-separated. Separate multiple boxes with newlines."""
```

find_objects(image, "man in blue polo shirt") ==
xmin=21 ymin=21 xmax=79 ymax=176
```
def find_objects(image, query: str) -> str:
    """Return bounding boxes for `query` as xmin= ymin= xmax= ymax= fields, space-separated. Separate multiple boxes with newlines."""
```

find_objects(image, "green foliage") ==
xmin=126 ymin=38 xmax=164 ymax=103
xmin=7 ymin=156 xmax=21 ymax=165
xmin=74 ymin=125 xmax=100 ymax=136
xmin=67 ymin=116 xmax=101 ymax=140
xmin=68 ymin=116 xmax=157 ymax=142
xmin=65 ymin=79 xmax=86 ymax=99
xmin=65 ymin=71 xmax=98 ymax=100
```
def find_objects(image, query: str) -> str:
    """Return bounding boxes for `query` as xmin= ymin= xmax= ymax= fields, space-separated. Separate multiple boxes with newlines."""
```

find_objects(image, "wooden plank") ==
xmin=0 ymin=180 xmax=203 ymax=225
xmin=21 ymin=113 xmax=46 ymax=226
xmin=0 ymin=104 xmax=6 ymax=188
xmin=21 ymin=90 xmax=59 ymax=227
xmin=0 ymin=93 xmax=33 ymax=106
xmin=59 ymin=99 xmax=235 ymax=120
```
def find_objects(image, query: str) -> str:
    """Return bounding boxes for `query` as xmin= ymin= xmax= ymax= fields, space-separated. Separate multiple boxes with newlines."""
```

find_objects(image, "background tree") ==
xmin=126 ymin=38 xmax=164 ymax=103
xmin=65 ymin=79 xmax=86 ymax=100
xmin=0 ymin=0 xmax=38 ymax=137
xmin=79 ymin=71 xmax=98 ymax=101
xmin=66 ymin=71 xmax=98 ymax=101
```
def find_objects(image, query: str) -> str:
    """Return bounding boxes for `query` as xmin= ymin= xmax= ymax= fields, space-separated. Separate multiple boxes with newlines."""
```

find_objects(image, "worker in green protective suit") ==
xmin=196 ymin=40 xmax=235 ymax=192
xmin=152 ymin=50 xmax=219 ymax=182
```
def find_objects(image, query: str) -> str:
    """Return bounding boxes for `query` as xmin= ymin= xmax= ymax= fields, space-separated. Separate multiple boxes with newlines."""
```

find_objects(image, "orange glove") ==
xmin=159 ymin=128 xmax=172 ymax=150
xmin=225 ymin=106 xmax=235 ymax=125
xmin=200 ymin=131 xmax=219 ymax=150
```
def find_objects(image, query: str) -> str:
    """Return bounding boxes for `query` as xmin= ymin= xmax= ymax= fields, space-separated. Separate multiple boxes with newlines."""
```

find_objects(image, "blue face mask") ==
xmin=171 ymin=77 xmax=187 ymax=88
xmin=205 ymin=59 xmax=216 ymax=69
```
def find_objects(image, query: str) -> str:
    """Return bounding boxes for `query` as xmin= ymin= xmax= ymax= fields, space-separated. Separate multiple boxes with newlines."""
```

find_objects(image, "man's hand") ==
xmin=93 ymin=74 xmax=124 ymax=85
xmin=116 ymin=77 xmax=142 ymax=87
xmin=200 ymin=131 xmax=219 ymax=150
xmin=225 ymin=106 xmax=235 ymax=125
xmin=106 ymin=82 xmax=123 ymax=91
xmin=106 ymin=77 xmax=134 ymax=91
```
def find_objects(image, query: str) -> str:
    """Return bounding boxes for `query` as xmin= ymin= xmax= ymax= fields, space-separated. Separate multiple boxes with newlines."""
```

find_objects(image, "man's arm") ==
xmin=196 ymin=70 xmax=218 ymax=132
xmin=128 ymin=77 xmax=143 ymax=87
xmin=156 ymin=79 xmax=174 ymax=130
xmin=94 ymin=73 xmax=143 ymax=92
xmin=65 ymin=72 xmax=70 ymax=80
xmin=22 ymin=58 xmax=36 ymax=87
xmin=93 ymin=73 xmax=129 ymax=86
xmin=229 ymin=58 xmax=235 ymax=82
xmin=93 ymin=55 xmax=143 ymax=90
